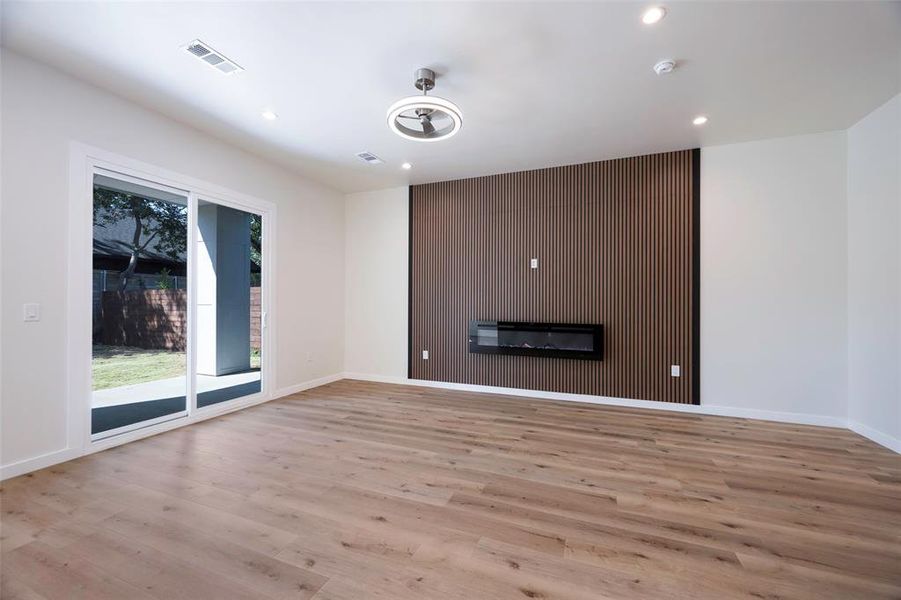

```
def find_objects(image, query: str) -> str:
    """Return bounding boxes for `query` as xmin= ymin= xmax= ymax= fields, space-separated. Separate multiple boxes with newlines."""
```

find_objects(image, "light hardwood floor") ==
xmin=2 ymin=379 xmax=900 ymax=599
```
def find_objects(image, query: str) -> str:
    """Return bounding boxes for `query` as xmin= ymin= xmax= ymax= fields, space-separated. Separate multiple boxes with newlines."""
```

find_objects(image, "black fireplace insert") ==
xmin=468 ymin=320 xmax=603 ymax=360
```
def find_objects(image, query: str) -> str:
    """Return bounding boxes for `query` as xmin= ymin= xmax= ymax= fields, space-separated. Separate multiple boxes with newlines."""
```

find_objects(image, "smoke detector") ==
xmin=184 ymin=40 xmax=244 ymax=75
xmin=387 ymin=68 xmax=463 ymax=142
xmin=653 ymin=59 xmax=677 ymax=75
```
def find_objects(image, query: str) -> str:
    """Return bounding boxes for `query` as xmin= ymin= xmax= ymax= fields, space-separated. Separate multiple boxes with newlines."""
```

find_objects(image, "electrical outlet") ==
xmin=305 ymin=351 xmax=313 ymax=363
xmin=530 ymin=258 xmax=539 ymax=269
xmin=671 ymin=365 xmax=681 ymax=377
xmin=422 ymin=350 xmax=429 ymax=360
xmin=23 ymin=303 xmax=40 ymax=322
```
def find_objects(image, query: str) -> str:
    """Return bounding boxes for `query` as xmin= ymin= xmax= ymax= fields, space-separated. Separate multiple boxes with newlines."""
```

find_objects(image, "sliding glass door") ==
xmin=90 ymin=170 xmax=266 ymax=439
xmin=91 ymin=173 xmax=189 ymax=437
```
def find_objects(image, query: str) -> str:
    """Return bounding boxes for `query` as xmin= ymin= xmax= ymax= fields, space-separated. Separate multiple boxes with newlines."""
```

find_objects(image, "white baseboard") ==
xmin=0 ymin=447 xmax=82 ymax=481
xmin=342 ymin=372 xmax=847 ymax=428
xmin=1 ymin=372 xmax=345 ymax=481
xmin=848 ymin=420 xmax=901 ymax=454
xmin=345 ymin=372 xmax=900 ymax=453
xmin=690 ymin=405 xmax=846 ymax=428
xmin=273 ymin=372 xmax=344 ymax=399
xmin=342 ymin=372 xmax=409 ymax=386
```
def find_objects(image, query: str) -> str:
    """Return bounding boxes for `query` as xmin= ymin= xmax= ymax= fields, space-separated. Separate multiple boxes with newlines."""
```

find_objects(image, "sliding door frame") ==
xmin=67 ymin=143 xmax=277 ymax=456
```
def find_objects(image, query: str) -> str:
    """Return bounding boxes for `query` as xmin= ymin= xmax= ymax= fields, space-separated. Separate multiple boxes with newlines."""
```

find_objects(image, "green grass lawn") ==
xmin=92 ymin=345 xmax=263 ymax=391
xmin=92 ymin=345 xmax=186 ymax=391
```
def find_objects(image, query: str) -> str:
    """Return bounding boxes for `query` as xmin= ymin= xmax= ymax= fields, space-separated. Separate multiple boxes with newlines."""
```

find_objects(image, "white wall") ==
xmin=344 ymin=187 xmax=408 ymax=377
xmin=847 ymin=93 xmax=901 ymax=449
xmin=701 ymin=131 xmax=849 ymax=423
xmin=0 ymin=51 xmax=345 ymax=471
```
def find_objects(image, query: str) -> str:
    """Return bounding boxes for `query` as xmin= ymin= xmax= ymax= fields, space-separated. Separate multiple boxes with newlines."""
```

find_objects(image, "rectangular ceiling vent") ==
xmin=356 ymin=151 xmax=383 ymax=165
xmin=184 ymin=39 xmax=244 ymax=75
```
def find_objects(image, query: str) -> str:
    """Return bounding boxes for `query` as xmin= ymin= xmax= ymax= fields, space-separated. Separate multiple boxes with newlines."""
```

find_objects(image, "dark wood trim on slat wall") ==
xmin=409 ymin=149 xmax=699 ymax=405
xmin=407 ymin=185 xmax=414 ymax=379
xmin=691 ymin=148 xmax=701 ymax=405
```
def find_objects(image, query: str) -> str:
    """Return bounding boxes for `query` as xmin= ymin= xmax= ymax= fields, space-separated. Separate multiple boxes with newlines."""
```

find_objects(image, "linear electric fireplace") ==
xmin=468 ymin=321 xmax=603 ymax=360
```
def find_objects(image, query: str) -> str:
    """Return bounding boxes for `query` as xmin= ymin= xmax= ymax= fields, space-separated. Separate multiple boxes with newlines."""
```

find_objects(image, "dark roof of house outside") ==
xmin=93 ymin=210 xmax=187 ymax=265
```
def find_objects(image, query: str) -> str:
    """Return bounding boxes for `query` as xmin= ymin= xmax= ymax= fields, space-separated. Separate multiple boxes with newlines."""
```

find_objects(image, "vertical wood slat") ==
xmin=410 ymin=149 xmax=698 ymax=405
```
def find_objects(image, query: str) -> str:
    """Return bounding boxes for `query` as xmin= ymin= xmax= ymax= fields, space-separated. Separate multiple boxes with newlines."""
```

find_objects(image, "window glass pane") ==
xmin=91 ymin=175 xmax=188 ymax=435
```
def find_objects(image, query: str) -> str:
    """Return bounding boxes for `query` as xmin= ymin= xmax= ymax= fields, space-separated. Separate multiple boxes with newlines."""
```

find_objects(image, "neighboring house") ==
xmin=92 ymin=208 xmax=260 ymax=280
xmin=92 ymin=209 xmax=187 ymax=278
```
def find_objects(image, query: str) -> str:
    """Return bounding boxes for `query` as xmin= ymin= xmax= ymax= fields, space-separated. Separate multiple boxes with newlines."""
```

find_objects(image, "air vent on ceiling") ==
xmin=184 ymin=39 xmax=244 ymax=75
xmin=356 ymin=151 xmax=384 ymax=165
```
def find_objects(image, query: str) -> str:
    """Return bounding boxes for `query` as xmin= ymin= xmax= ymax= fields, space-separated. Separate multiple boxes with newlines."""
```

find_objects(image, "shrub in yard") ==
xmin=157 ymin=268 xmax=173 ymax=290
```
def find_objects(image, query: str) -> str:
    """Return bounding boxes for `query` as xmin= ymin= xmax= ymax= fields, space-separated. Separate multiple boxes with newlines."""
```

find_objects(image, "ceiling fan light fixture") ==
xmin=387 ymin=68 xmax=463 ymax=142
xmin=387 ymin=96 xmax=463 ymax=142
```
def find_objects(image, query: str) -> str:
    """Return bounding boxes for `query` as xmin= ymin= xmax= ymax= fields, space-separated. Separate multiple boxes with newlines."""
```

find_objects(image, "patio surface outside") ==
xmin=92 ymin=369 xmax=262 ymax=408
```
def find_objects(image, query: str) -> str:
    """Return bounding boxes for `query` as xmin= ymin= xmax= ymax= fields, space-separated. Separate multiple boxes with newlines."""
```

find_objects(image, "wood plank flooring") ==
xmin=2 ymin=379 xmax=900 ymax=599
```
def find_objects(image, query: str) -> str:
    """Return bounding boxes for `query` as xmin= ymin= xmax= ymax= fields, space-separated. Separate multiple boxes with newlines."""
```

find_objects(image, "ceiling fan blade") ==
xmin=420 ymin=114 xmax=436 ymax=135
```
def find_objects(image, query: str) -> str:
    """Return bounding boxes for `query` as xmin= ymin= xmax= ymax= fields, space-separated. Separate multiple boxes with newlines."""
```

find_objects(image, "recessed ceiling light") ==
xmin=261 ymin=110 xmax=278 ymax=121
xmin=642 ymin=6 xmax=666 ymax=25
xmin=401 ymin=162 xmax=412 ymax=170
xmin=693 ymin=115 xmax=708 ymax=126
xmin=653 ymin=59 xmax=676 ymax=75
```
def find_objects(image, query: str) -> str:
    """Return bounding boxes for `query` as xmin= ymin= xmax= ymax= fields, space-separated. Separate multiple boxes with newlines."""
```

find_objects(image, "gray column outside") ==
xmin=197 ymin=203 xmax=251 ymax=376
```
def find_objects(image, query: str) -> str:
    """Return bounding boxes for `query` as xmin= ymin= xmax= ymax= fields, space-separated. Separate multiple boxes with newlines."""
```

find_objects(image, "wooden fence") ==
xmin=100 ymin=288 xmax=261 ymax=351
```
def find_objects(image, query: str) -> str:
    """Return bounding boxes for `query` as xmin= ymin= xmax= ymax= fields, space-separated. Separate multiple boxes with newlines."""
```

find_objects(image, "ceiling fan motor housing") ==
xmin=414 ymin=68 xmax=436 ymax=92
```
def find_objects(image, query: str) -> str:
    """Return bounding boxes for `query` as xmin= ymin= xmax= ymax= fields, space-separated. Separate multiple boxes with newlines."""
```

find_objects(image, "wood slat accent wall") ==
xmin=409 ymin=149 xmax=699 ymax=404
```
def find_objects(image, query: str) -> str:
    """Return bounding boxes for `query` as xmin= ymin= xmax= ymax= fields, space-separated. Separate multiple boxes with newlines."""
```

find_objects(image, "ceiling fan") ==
xmin=387 ymin=68 xmax=463 ymax=142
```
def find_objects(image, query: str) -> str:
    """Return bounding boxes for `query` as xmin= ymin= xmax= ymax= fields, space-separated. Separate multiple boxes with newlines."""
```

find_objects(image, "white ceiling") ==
xmin=2 ymin=1 xmax=900 ymax=193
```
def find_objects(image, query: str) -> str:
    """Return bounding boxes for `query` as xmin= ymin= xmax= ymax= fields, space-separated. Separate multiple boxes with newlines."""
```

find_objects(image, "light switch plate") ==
xmin=670 ymin=365 xmax=681 ymax=377
xmin=422 ymin=350 xmax=429 ymax=360
xmin=23 ymin=303 xmax=40 ymax=322
xmin=530 ymin=258 xmax=539 ymax=269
